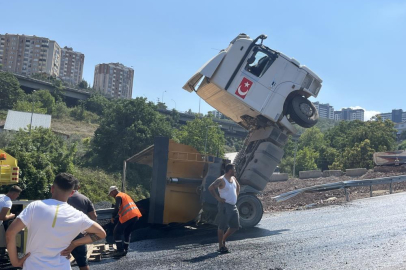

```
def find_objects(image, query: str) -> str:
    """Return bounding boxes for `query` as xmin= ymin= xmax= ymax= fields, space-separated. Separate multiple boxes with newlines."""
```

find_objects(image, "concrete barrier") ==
xmin=322 ymin=170 xmax=343 ymax=177
xmin=346 ymin=168 xmax=367 ymax=177
xmin=270 ymin=173 xmax=289 ymax=182
xmin=299 ymin=170 xmax=322 ymax=179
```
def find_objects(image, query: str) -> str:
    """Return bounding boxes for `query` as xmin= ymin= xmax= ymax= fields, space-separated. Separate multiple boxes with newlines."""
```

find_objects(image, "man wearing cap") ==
xmin=108 ymin=186 xmax=142 ymax=257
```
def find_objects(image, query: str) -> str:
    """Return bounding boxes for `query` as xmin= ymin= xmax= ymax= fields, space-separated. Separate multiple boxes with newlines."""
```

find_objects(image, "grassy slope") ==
xmin=51 ymin=118 xmax=98 ymax=138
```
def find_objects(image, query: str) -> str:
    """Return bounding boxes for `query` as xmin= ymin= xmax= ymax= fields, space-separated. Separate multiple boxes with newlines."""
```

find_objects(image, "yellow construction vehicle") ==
xmin=0 ymin=149 xmax=29 ymax=267
xmin=0 ymin=149 xmax=19 ymax=184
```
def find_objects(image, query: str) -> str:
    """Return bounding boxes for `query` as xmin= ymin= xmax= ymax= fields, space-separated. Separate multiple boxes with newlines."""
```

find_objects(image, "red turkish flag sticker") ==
xmin=235 ymin=77 xmax=253 ymax=99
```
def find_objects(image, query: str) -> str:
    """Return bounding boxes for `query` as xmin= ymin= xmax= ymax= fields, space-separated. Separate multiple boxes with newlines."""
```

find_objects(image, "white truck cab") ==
xmin=183 ymin=34 xmax=322 ymax=132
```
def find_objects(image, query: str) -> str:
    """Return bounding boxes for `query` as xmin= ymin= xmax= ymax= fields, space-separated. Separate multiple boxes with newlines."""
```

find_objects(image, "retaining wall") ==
xmin=299 ymin=170 xmax=322 ymax=179
xmin=322 ymin=170 xmax=344 ymax=177
xmin=346 ymin=168 xmax=367 ymax=177
xmin=270 ymin=173 xmax=289 ymax=182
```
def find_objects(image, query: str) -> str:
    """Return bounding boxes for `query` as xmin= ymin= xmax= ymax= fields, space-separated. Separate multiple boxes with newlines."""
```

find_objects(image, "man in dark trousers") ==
xmin=209 ymin=163 xmax=240 ymax=253
xmin=108 ymin=186 xmax=142 ymax=257
xmin=67 ymin=180 xmax=97 ymax=270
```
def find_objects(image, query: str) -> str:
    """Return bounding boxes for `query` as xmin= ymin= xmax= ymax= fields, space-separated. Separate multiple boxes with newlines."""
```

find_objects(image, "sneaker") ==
xmin=218 ymin=246 xmax=230 ymax=254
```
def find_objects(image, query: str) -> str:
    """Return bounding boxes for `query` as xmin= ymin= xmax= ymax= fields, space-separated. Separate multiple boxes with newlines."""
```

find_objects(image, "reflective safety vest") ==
xmin=117 ymin=192 xmax=142 ymax=223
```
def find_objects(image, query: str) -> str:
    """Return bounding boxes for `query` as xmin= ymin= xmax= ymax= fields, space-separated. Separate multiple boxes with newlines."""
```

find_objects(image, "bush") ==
xmin=53 ymin=101 xmax=70 ymax=119
xmin=4 ymin=127 xmax=76 ymax=199
xmin=13 ymin=100 xmax=47 ymax=114
xmin=70 ymin=105 xmax=99 ymax=123
xmin=0 ymin=131 xmax=15 ymax=148
xmin=72 ymin=166 xmax=149 ymax=203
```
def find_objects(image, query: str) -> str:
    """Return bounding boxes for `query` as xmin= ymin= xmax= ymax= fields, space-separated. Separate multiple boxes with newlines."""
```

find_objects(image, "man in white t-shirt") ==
xmin=0 ymin=185 xmax=22 ymax=229
xmin=6 ymin=173 xmax=106 ymax=269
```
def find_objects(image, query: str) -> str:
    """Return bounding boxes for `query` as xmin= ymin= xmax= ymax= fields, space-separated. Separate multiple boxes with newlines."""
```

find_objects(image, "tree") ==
xmin=399 ymin=140 xmax=406 ymax=150
xmin=295 ymin=147 xmax=319 ymax=174
xmin=399 ymin=131 xmax=406 ymax=141
xmin=78 ymin=80 xmax=88 ymax=89
xmin=4 ymin=128 xmax=76 ymax=199
xmin=90 ymin=98 xmax=172 ymax=171
xmin=0 ymin=72 xmax=25 ymax=109
xmin=33 ymin=90 xmax=55 ymax=114
xmin=157 ymin=102 xmax=167 ymax=110
xmin=52 ymin=79 xmax=65 ymax=101
xmin=173 ymin=116 xmax=225 ymax=157
xmin=331 ymin=139 xmax=374 ymax=170
xmin=85 ymin=93 xmax=111 ymax=116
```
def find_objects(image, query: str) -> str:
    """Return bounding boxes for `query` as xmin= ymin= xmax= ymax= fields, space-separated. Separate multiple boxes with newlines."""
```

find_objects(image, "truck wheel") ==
xmin=237 ymin=195 xmax=263 ymax=227
xmin=289 ymin=96 xmax=318 ymax=128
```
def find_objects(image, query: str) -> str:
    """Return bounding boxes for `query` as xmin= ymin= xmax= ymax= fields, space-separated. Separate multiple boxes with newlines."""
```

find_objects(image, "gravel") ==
xmin=94 ymin=201 xmax=113 ymax=210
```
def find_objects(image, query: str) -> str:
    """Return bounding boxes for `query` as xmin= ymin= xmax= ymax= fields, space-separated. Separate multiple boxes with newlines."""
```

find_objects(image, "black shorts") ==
xmin=71 ymin=234 xmax=88 ymax=267
xmin=217 ymin=202 xmax=240 ymax=230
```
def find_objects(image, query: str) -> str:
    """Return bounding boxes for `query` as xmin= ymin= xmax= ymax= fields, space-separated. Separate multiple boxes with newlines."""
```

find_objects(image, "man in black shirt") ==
xmin=67 ymin=181 xmax=97 ymax=270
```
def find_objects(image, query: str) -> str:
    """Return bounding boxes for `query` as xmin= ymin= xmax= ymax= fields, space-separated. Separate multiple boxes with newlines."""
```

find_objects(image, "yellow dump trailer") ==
xmin=126 ymin=137 xmax=223 ymax=225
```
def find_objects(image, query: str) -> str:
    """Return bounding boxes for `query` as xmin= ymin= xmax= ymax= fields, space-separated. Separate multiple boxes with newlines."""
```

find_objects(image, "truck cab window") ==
xmin=245 ymin=49 xmax=276 ymax=78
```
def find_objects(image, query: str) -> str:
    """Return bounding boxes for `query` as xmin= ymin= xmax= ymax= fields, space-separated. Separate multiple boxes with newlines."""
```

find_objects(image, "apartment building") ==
xmin=210 ymin=110 xmax=224 ymax=119
xmin=0 ymin=34 xmax=61 ymax=76
xmin=313 ymin=102 xmax=334 ymax=119
xmin=377 ymin=109 xmax=406 ymax=123
xmin=334 ymin=108 xmax=364 ymax=121
xmin=395 ymin=122 xmax=406 ymax=136
xmin=93 ymin=63 xmax=134 ymax=99
xmin=59 ymin=46 xmax=84 ymax=86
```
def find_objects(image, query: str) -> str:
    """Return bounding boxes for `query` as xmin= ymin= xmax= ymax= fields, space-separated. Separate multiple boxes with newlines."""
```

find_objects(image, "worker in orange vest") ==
xmin=108 ymin=186 xmax=142 ymax=257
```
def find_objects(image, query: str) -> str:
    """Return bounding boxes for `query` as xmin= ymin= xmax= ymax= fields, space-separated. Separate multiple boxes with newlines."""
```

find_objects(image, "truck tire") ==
xmin=237 ymin=194 xmax=263 ymax=227
xmin=289 ymin=96 xmax=318 ymax=128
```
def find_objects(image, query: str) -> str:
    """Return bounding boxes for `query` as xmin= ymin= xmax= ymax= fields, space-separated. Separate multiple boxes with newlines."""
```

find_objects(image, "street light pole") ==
xmin=162 ymin=90 xmax=166 ymax=104
xmin=29 ymin=90 xmax=36 ymax=134
xmin=171 ymin=99 xmax=176 ymax=110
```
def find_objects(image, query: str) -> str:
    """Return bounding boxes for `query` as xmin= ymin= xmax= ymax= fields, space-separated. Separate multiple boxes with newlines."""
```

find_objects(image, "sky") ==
xmin=1 ymin=0 xmax=406 ymax=120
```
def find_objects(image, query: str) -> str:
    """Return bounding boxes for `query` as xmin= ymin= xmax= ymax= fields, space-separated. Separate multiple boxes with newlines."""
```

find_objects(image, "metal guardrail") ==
xmin=96 ymin=208 xmax=114 ymax=220
xmin=272 ymin=175 xmax=406 ymax=202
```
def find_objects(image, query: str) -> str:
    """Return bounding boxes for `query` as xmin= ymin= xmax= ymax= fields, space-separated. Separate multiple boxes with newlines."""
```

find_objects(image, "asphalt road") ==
xmin=77 ymin=192 xmax=406 ymax=270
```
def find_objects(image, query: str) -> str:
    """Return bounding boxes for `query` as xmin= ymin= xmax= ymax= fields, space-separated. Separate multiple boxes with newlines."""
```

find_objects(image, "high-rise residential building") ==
xmin=313 ymin=102 xmax=334 ymax=119
xmin=93 ymin=63 xmax=134 ymax=99
xmin=377 ymin=109 xmax=405 ymax=123
xmin=59 ymin=46 xmax=84 ymax=86
xmin=334 ymin=111 xmax=342 ymax=121
xmin=0 ymin=34 xmax=61 ymax=77
xmin=334 ymin=108 xmax=364 ymax=121
xmin=379 ymin=112 xmax=392 ymax=121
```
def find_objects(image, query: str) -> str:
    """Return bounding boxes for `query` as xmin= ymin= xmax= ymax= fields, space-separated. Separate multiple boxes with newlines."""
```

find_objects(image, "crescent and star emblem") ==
xmin=235 ymin=78 xmax=253 ymax=99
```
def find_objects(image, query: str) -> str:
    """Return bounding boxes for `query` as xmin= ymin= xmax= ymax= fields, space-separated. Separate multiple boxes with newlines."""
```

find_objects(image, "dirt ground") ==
xmin=259 ymin=166 xmax=406 ymax=213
